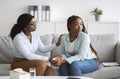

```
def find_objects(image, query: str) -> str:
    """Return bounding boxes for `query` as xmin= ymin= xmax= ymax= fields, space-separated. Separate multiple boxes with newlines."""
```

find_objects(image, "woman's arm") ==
xmin=13 ymin=37 xmax=49 ymax=61
xmin=38 ymin=34 xmax=63 ymax=53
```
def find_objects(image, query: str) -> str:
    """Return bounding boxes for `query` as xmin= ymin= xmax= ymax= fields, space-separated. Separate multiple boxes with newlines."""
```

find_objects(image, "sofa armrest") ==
xmin=115 ymin=41 xmax=120 ymax=64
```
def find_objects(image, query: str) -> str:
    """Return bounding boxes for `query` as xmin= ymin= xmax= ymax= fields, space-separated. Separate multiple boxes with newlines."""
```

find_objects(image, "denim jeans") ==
xmin=59 ymin=59 xmax=99 ymax=76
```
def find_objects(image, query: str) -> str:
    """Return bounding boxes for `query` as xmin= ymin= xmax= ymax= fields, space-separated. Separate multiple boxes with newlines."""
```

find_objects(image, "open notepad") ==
xmin=102 ymin=62 xmax=120 ymax=67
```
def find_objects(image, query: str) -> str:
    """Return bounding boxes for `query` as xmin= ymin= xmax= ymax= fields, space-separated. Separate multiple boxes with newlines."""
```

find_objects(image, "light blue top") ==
xmin=13 ymin=31 xmax=56 ymax=61
xmin=61 ymin=32 xmax=96 ymax=64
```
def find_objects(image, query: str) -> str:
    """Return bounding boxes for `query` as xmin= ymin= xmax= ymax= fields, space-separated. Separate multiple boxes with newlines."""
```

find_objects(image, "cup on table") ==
xmin=29 ymin=67 xmax=36 ymax=76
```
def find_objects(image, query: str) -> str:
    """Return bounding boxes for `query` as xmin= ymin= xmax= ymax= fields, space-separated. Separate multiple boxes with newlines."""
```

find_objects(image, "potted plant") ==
xmin=90 ymin=7 xmax=103 ymax=21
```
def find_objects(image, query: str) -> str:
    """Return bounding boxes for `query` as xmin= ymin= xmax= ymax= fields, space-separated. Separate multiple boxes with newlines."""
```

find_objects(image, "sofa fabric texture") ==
xmin=0 ymin=34 xmax=120 ymax=79
xmin=0 ymin=36 xmax=14 ymax=64
xmin=90 ymin=34 xmax=117 ymax=62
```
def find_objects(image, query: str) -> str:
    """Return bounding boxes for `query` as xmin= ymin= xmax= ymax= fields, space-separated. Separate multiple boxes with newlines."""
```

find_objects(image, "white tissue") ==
xmin=10 ymin=68 xmax=30 ymax=79
xmin=13 ymin=68 xmax=24 ymax=73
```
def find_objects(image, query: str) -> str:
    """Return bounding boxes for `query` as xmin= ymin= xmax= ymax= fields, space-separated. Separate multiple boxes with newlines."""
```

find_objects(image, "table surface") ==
xmin=0 ymin=76 xmax=93 ymax=79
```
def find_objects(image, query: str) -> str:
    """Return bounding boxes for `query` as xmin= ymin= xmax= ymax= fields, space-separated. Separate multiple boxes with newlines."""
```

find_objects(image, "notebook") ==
xmin=102 ymin=62 xmax=120 ymax=67
xmin=67 ymin=77 xmax=81 ymax=79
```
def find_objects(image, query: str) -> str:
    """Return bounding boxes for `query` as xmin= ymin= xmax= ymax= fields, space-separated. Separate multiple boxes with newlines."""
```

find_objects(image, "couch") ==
xmin=0 ymin=34 xmax=120 ymax=79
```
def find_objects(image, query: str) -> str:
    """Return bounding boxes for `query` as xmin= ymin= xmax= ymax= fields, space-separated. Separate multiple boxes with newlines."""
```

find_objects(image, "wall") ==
xmin=36 ymin=21 xmax=68 ymax=35
xmin=0 ymin=0 xmax=120 ymax=36
xmin=36 ymin=21 xmax=120 ymax=40
xmin=87 ymin=22 xmax=120 ymax=40
xmin=0 ymin=0 xmax=51 ymax=36
xmin=51 ymin=0 xmax=120 ymax=22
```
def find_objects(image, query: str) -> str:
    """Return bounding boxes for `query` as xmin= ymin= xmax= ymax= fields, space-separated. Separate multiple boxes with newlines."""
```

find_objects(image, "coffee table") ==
xmin=0 ymin=76 xmax=93 ymax=79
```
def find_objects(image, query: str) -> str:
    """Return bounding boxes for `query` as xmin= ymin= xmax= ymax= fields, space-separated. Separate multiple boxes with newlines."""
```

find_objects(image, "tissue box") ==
xmin=10 ymin=69 xmax=30 ymax=79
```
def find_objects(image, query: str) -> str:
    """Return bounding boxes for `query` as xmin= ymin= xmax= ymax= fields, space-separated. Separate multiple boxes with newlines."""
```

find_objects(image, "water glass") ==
xmin=29 ymin=68 xmax=36 ymax=76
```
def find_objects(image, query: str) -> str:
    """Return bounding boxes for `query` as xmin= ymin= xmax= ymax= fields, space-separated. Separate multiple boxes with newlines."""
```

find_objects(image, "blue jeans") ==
xmin=59 ymin=59 xmax=99 ymax=76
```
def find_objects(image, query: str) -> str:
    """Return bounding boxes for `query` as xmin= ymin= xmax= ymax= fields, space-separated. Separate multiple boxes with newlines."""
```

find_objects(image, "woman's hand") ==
xmin=53 ymin=58 xmax=66 ymax=67
xmin=56 ymin=34 xmax=64 ymax=46
xmin=49 ymin=55 xmax=61 ymax=64
xmin=49 ymin=55 xmax=66 ymax=67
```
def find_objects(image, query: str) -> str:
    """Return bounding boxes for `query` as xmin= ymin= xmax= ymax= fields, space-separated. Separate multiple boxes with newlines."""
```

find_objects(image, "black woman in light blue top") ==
xmin=50 ymin=15 xmax=99 ymax=76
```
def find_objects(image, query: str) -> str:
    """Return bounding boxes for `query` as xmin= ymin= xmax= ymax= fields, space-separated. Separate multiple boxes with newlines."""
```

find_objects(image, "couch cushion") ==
xmin=0 ymin=36 xmax=14 ymax=64
xmin=116 ymin=41 xmax=120 ymax=64
xmin=90 ymin=34 xmax=117 ymax=62
xmin=92 ymin=66 xmax=120 ymax=79
xmin=0 ymin=64 xmax=11 ymax=76
xmin=51 ymin=34 xmax=62 ymax=57
xmin=36 ymin=34 xmax=53 ymax=57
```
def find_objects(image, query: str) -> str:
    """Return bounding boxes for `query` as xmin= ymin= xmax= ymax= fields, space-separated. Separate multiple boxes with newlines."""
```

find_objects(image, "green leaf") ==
xmin=90 ymin=7 xmax=103 ymax=15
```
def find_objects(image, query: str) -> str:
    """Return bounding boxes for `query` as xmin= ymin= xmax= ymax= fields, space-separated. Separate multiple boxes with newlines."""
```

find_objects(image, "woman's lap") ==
xmin=59 ymin=59 xmax=99 ymax=76
xmin=11 ymin=57 xmax=55 ymax=76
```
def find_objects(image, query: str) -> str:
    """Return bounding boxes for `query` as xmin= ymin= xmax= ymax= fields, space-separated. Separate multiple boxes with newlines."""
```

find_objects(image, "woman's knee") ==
xmin=70 ymin=61 xmax=82 ymax=76
xmin=44 ymin=66 xmax=55 ymax=76
xmin=35 ymin=60 xmax=47 ymax=68
xmin=70 ymin=61 xmax=79 ymax=69
xmin=32 ymin=60 xmax=47 ymax=76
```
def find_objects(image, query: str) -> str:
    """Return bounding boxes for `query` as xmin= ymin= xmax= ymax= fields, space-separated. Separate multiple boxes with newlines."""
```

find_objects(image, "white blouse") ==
xmin=69 ymin=40 xmax=76 ymax=55
xmin=13 ymin=31 xmax=56 ymax=61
